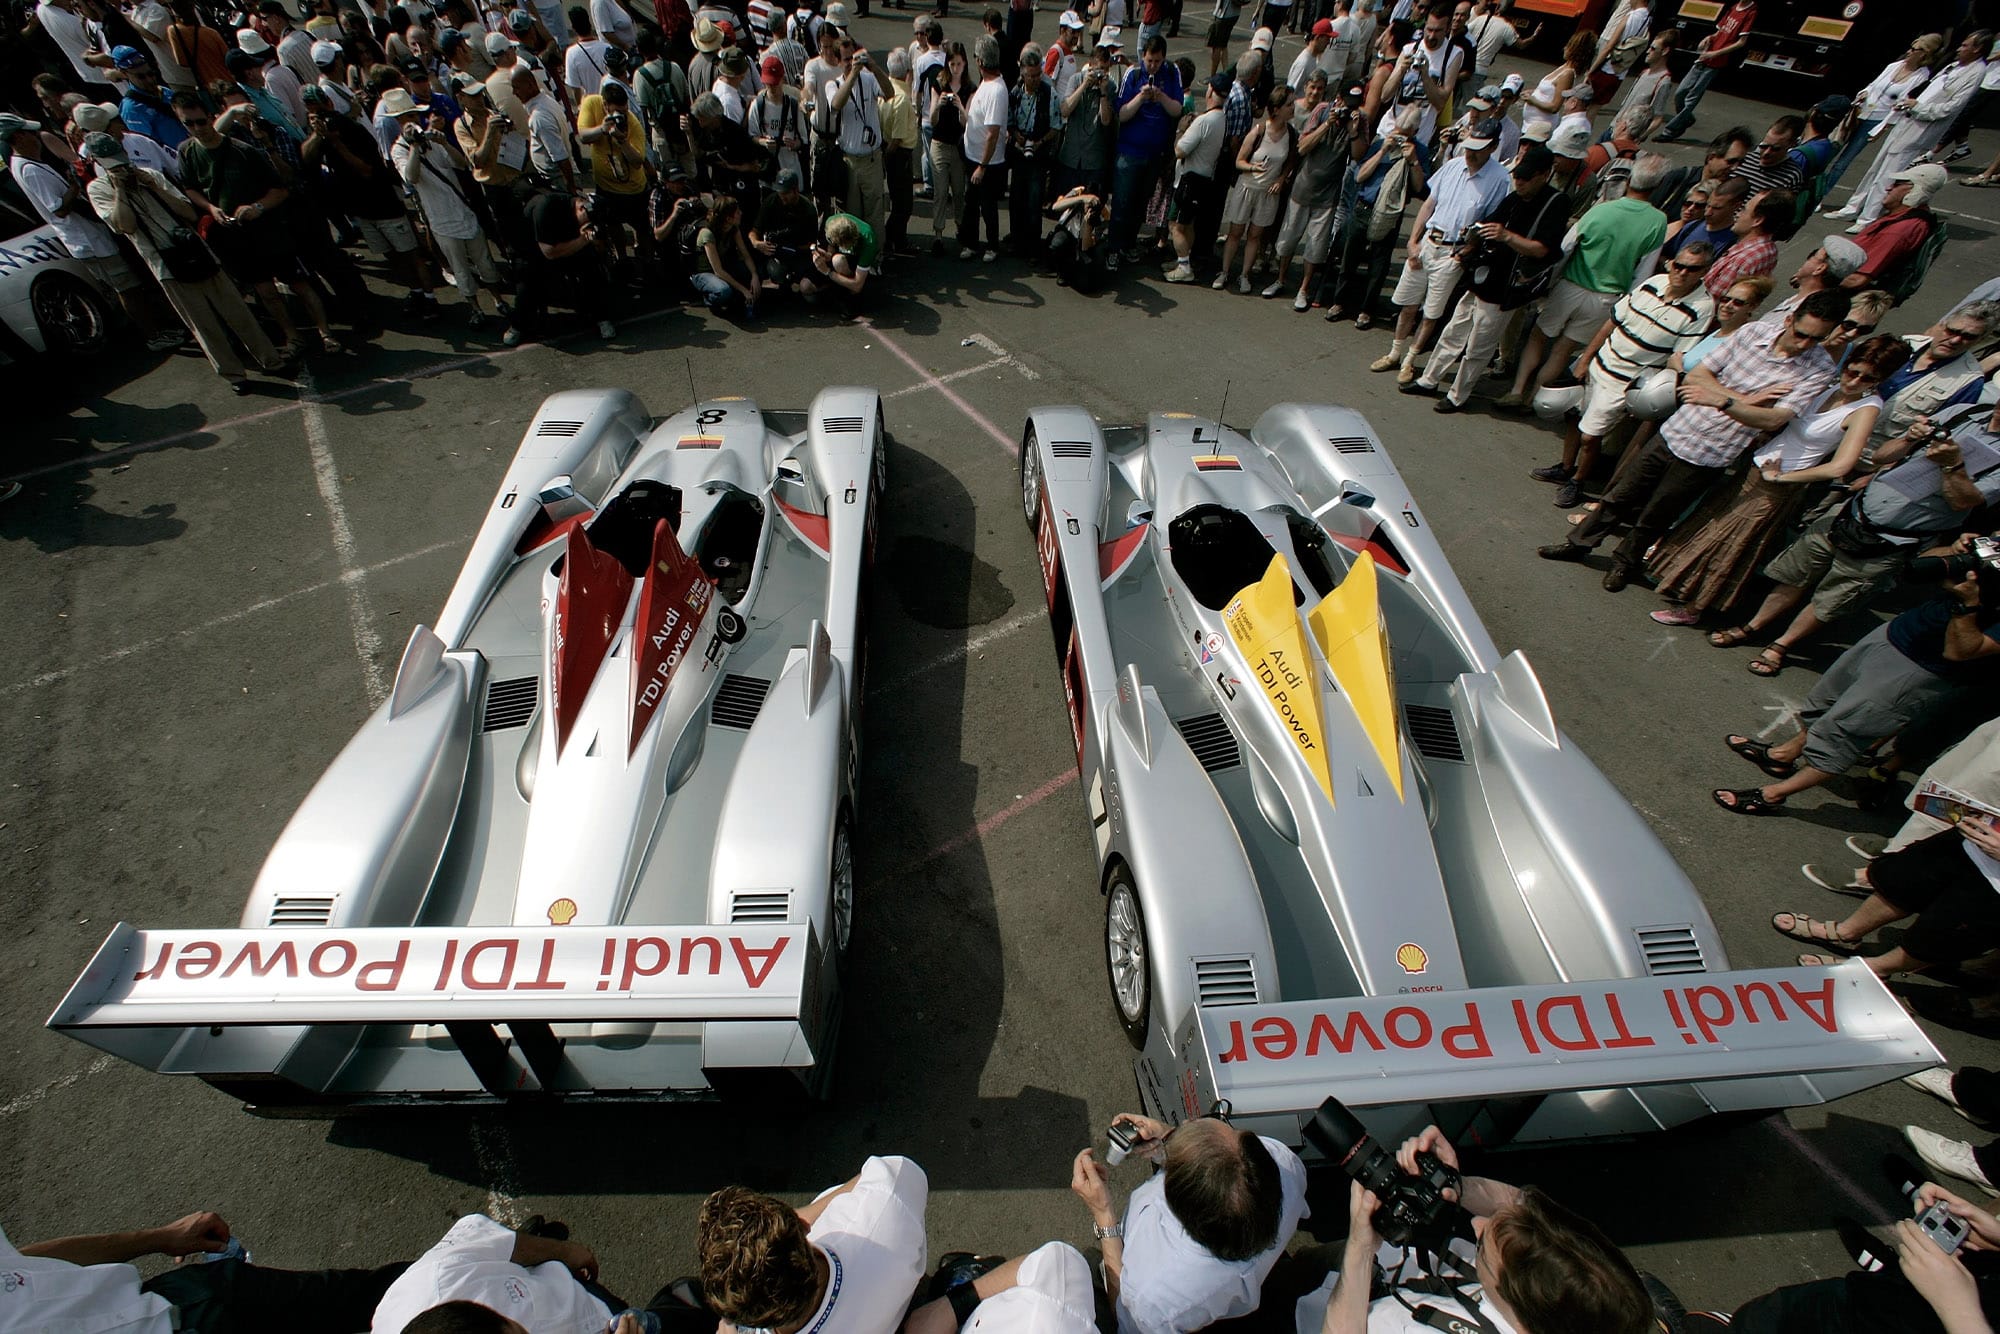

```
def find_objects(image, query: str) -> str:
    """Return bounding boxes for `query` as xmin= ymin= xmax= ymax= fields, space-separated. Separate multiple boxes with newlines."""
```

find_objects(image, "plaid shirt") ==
xmin=1663 ymin=320 xmax=1837 ymax=468
xmin=1224 ymin=82 xmax=1255 ymax=139
xmin=1704 ymin=230 xmax=1774 ymax=298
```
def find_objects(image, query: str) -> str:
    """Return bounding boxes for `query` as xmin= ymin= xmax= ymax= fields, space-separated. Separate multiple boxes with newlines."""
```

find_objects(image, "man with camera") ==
xmin=578 ymin=79 xmax=654 ymax=271
xmin=1308 ymin=1123 xmax=1653 ymax=1334
xmin=1068 ymin=1110 xmax=1308 ymax=1334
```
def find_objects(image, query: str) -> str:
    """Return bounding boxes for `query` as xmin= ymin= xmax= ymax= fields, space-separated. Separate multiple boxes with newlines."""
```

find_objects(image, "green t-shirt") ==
xmin=1560 ymin=196 xmax=1668 ymax=296
xmin=179 ymin=136 xmax=279 ymax=213
xmin=830 ymin=212 xmax=879 ymax=271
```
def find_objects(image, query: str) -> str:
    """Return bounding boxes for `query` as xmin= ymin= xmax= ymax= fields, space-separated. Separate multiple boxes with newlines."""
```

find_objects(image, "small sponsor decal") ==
xmin=548 ymin=898 xmax=578 ymax=926
xmin=1192 ymin=454 xmax=1241 ymax=471
xmin=678 ymin=435 xmax=723 ymax=450
xmin=1396 ymin=942 xmax=1429 ymax=975
xmin=1197 ymin=632 xmax=1222 ymax=664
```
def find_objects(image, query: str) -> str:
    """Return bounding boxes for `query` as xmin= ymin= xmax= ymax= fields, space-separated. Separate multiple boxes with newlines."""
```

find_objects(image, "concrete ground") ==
xmin=2 ymin=21 xmax=1997 ymax=1324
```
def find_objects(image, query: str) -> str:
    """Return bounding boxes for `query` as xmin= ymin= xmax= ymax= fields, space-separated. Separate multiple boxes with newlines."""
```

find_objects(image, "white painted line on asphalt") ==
xmin=469 ymin=1120 xmax=525 ymax=1227
xmin=1 ymin=538 xmax=461 ymax=698
xmin=299 ymin=369 xmax=390 ymax=709
xmin=870 ymin=606 xmax=1044 ymax=696
xmin=861 ymin=321 xmax=1020 ymax=454
xmin=884 ymin=356 xmax=1011 ymax=398
xmin=965 ymin=332 xmax=1042 ymax=380
xmin=0 ymin=1055 xmax=116 ymax=1119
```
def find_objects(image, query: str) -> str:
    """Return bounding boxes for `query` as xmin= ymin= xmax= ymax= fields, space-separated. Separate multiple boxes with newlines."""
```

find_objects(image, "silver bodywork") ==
xmin=1020 ymin=402 xmax=1940 ymax=1149
xmin=50 ymin=388 xmax=887 ymax=1104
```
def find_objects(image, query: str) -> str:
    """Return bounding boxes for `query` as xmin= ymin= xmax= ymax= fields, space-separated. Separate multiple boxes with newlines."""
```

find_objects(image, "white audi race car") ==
xmin=51 ymin=388 xmax=887 ymax=1104
xmin=1019 ymin=401 xmax=1939 ymax=1148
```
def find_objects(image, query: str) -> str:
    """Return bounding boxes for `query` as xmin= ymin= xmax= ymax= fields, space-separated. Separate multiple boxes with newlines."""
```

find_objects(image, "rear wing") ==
xmin=49 ymin=923 xmax=830 ymax=1101
xmin=1165 ymin=962 xmax=1940 ymax=1133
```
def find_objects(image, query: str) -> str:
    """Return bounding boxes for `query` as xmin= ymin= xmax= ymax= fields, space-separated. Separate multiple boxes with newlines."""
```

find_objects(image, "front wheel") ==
xmin=1019 ymin=425 xmax=1042 ymax=532
xmin=1105 ymin=867 xmax=1151 ymax=1049
xmin=33 ymin=274 xmax=112 ymax=355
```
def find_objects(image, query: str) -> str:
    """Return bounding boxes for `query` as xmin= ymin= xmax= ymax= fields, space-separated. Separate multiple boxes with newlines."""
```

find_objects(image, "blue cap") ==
xmin=111 ymin=43 xmax=148 ymax=68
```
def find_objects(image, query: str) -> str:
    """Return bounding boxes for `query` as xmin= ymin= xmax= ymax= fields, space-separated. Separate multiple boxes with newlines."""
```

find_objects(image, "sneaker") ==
xmin=145 ymin=329 xmax=186 ymax=351
xmin=597 ymin=320 xmax=616 ymax=339
xmin=1529 ymin=462 xmax=1572 ymax=484
xmin=1649 ymin=606 xmax=1701 ymax=626
xmin=982 ymin=249 xmax=998 ymax=263
xmin=1164 ymin=264 xmax=1195 ymax=283
xmin=1945 ymin=144 xmax=1973 ymax=163
xmin=1904 ymin=1069 xmax=1969 ymax=1115
xmin=502 ymin=326 xmax=524 ymax=347
xmin=1846 ymin=834 xmax=1887 ymax=861
xmin=1553 ymin=479 xmax=1583 ymax=508
xmin=1292 ymin=291 xmax=1309 ymax=312
xmin=1822 ymin=203 xmax=1858 ymax=218
xmin=1237 ymin=276 xmax=1252 ymax=295
xmin=1801 ymin=864 xmax=1870 ymax=897
xmin=1261 ymin=281 xmax=1285 ymax=298
xmin=959 ymin=246 xmax=976 ymax=260
xmin=0 ymin=481 xmax=21 ymax=502
xmin=1843 ymin=219 xmax=1868 ymax=235
xmin=1105 ymin=253 xmax=1120 ymax=272
xmin=1211 ymin=272 xmax=1228 ymax=290
xmin=1905 ymin=1125 xmax=1997 ymax=1193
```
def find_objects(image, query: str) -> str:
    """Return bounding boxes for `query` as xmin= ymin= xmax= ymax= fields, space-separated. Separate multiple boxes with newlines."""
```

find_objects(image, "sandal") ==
xmin=1714 ymin=786 xmax=1786 ymax=815
xmin=1748 ymin=646 xmax=1787 ymax=677
xmin=1354 ymin=311 xmax=1373 ymax=330
xmin=1772 ymin=911 xmax=1857 ymax=951
xmin=1708 ymin=625 xmax=1756 ymax=648
xmin=1323 ymin=305 xmax=1346 ymax=323
xmin=1797 ymin=953 xmax=1840 ymax=967
xmin=319 ymin=332 xmax=344 ymax=355
xmin=1727 ymin=734 xmax=1798 ymax=778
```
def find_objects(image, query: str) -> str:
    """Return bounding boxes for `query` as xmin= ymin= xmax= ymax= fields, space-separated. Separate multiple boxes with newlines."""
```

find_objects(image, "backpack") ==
xmin=1878 ymin=211 xmax=1945 ymax=307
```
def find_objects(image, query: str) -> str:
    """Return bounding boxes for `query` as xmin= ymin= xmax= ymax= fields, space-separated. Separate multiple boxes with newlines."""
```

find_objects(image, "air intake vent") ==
xmin=730 ymin=890 xmax=791 ymax=923
xmin=1194 ymin=956 xmax=1258 ymax=1007
xmin=536 ymin=419 xmax=584 ymax=438
xmin=1174 ymin=713 xmax=1240 ymax=772
xmin=1051 ymin=440 xmax=1093 ymax=458
xmin=481 ymin=676 xmax=539 ymax=732
xmin=1329 ymin=436 xmax=1374 ymax=454
xmin=269 ymin=897 xmax=335 ymax=926
xmin=821 ymin=415 xmax=865 ymax=433
xmin=1636 ymin=925 xmax=1707 ymax=976
xmin=1404 ymin=704 xmax=1465 ymax=763
xmin=711 ymin=674 xmax=773 ymax=730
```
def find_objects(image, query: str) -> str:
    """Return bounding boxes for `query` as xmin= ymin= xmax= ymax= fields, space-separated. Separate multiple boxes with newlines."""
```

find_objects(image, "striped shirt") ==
xmin=1589 ymin=274 xmax=1714 ymax=384
xmin=1663 ymin=320 xmax=1837 ymax=468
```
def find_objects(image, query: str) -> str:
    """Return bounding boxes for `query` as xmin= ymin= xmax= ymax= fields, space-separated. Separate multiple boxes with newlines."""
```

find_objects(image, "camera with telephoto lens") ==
xmin=1304 ymin=1096 xmax=1467 ymax=1252
xmin=1903 ymin=535 xmax=2000 ymax=585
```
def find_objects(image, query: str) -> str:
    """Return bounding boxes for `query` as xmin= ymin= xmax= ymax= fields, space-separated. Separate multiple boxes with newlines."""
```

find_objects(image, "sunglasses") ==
xmin=1717 ymin=295 xmax=1752 ymax=306
xmin=1837 ymin=318 xmax=1876 ymax=333
xmin=1669 ymin=260 xmax=1708 ymax=273
xmin=181 ymin=115 xmax=213 ymax=126
xmin=1940 ymin=326 xmax=1982 ymax=340
xmin=1790 ymin=327 xmax=1828 ymax=343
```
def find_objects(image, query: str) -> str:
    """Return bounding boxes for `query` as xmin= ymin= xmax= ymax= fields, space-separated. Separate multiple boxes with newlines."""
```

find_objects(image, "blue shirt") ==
xmin=1887 ymin=599 xmax=2000 ymax=679
xmin=240 ymin=82 xmax=305 ymax=142
xmin=1423 ymin=153 xmax=1509 ymax=241
xmin=1662 ymin=219 xmax=1734 ymax=263
xmin=120 ymin=89 xmax=188 ymax=148
xmin=1115 ymin=63 xmax=1184 ymax=159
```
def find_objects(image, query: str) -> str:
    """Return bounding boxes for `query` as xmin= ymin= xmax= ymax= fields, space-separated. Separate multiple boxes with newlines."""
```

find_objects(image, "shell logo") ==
xmin=548 ymin=898 xmax=578 ymax=926
xmin=1395 ymin=942 xmax=1428 ymax=975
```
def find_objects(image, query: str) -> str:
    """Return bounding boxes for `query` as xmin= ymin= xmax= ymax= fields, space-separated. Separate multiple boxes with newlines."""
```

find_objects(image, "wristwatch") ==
xmin=1093 ymin=1222 xmax=1124 ymax=1239
xmin=1942 ymin=463 xmax=1967 ymax=475
xmin=1722 ymin=395 xmax=1736 ymax=413
xmin=1951 ymin=603 xmax=1982 ymax=617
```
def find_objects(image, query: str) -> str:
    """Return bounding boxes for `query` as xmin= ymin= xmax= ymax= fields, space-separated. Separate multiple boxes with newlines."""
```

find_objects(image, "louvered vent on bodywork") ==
xmin=821 ymin=415 xmax=865 ymax=433
xmin=1050 ymin=440 xmax=1093 ymax=458
xmin=1404 ymin=704 xmax=1465 ymax=763
xmin=711 ymin=674 xmax=773 ymax=730
xmin=730 ymin=890 xmax=791 ymax=923
xmin=1174 ymin=714 xmax=1240 ymax=772
xmin=269 ymin=897 xmax=335 ymax=926
xmin=481 ymin=676 xmax=539 ymax=732
xmin=1636 ymin=925 xmax=1707 ymax=975
xmin=1194 ymin=956 xmax=1258 ymax=1006
xmin=536 ymin=419 xmax=584 ymax=438
xmin=1330 ymin=436 xmax=1374 ymax=454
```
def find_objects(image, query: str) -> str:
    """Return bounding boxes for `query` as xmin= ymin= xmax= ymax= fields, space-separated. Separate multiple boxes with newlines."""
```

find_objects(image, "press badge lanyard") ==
xmin=1382 ymin=1247 xmax=1506 ymax=1334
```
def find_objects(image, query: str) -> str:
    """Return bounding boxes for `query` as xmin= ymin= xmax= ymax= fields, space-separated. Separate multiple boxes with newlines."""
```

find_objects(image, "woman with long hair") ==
xmin=1647 ymin=333 xmax=1912 ymax=627
xmin=924 ymin=41 xmax=974 ymax=255
xmin=1520 ymin=30 xmax=1595 ymax=140
xmin=691 ymin=195 xmax=763 ymax=315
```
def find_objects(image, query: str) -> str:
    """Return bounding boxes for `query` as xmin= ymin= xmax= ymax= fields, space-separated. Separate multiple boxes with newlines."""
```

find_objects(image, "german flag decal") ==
xmin=1193 ymin=454 xmax=1241 ymax=471
xmin=678 ymin=436 xmax=723 ymax=450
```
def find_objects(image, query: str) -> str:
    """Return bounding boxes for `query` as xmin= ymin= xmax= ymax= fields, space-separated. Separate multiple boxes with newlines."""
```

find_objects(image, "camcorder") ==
xmin=1304 ymin=1096 xmax=1467 ymax=1254
xmin=1904 ymin=534 xmax=2000 ymax=586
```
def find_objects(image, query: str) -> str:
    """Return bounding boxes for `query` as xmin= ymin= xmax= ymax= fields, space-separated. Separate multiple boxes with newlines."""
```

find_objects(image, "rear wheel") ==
xmin=33 ymin=274 xmax=111 ymax=355
xmin=1020 ymin=425 xmax=1042 ymax=532
xmin=1105 ymin=866 xmax=1151 ymax=1049
xmin=830 ymin=812 xmax=854 ymax=961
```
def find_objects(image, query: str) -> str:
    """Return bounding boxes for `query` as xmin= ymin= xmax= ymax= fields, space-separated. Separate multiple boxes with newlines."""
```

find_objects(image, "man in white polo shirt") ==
xmin=371 ymin=1214 xmax=622 ymax=1333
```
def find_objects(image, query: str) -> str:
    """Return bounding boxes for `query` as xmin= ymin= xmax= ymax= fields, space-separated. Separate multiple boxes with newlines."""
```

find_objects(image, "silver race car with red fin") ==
xmin=49 ymin=388 xmax=887 ymax=1106
xmin=1019 ymin=402 xmax=1939 ymax=1149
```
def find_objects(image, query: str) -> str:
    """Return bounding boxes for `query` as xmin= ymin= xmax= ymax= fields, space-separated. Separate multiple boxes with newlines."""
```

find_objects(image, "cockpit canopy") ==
xmin=1167 ymin=504 xmax=1342 ymax=610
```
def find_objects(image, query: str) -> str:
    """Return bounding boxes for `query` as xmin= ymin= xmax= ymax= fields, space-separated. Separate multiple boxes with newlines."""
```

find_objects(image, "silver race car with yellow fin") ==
xmin=1019 ymin=401 xmax=1938 ymax=1148
xmin=49 ymin=388 xmax=887 ymax=1105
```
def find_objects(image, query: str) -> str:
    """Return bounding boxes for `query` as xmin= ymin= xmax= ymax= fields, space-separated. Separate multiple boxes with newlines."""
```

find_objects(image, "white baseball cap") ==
xmin=1249 ymin=25 xmax=1274 ymax=51
xmin=963 ymin=1245 xmax=1098 ymax=1334
xmin=1058 ymin=8 xmax=1084 ymax=27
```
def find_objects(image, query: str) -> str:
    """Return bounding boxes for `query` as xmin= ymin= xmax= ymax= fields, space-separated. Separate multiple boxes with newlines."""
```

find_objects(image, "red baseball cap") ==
xmin=1311 ymin=17 xmax=1333 ymax=34
xmin=761 ymin=53 xmax=784 ymax=83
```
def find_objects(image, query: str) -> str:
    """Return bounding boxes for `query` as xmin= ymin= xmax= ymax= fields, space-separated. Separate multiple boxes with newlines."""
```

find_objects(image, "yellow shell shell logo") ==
xmin=1395 ymin=942 xmax=1428 ymax=975
xmin=548 ymin=898 xmax=578 ymax=926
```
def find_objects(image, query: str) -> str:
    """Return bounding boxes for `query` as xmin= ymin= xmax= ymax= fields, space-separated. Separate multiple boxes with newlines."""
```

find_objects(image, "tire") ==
xmin=715 ymin=607 xmax=747 ymax=643
xmin=829 ymin=810 xmax=855 ymax=962
xmin=1019 ymin=424 xmax=1042 ymax=533
xmin=1105 ymin=866 xmax=1151 ymax=1049
xmin=32 ymin=274 xmax=112 ymax=356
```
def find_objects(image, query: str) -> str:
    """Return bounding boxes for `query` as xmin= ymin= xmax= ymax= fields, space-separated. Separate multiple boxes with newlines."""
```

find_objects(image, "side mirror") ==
xmin=1337 ymin=480 xmax=1375 ymax=510
xmin=537 ymin=474 xmax=592 ymax=523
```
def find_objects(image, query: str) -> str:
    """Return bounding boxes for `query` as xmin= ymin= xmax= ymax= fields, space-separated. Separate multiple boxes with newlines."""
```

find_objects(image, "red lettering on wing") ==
xmin=512 ymin=938 xmax=566 ymax=991
xmin=175 ymin=942 xmax=222 ymax=980
xmin=1441 ymin=1003 xmax=1492 ymax=1060
xmin=1535 ymin=996 xmax=1600 ymax=1052
xmin=460 ymin=939 xmax=518 ymax=990
xmin=354 ymin=941 xmax=410 ymax=992
xmin=730 ymin=936 xmax=790 ymax=988
xmin=223 ymin=940 xmax=299 ymax=980
xmin=1780 ymin=977 xmax=1839 ymax=1033
xmin=1251 ymin=1016 xmax=1298 ymax=1059
xmin=1306 ymin=1009 xmax=1385 ymax=1056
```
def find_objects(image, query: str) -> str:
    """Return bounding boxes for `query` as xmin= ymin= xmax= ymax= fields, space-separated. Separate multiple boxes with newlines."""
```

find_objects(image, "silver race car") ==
xmin=1019 ymin=402 xmax=1938 ymax=1148
xmin=51 ymin=388 xmax=887 ymax=1104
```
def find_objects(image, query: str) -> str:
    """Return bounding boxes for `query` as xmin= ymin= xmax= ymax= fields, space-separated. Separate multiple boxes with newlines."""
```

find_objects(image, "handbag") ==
xmin=1825 ymin=496 xmax=1926 ymax=559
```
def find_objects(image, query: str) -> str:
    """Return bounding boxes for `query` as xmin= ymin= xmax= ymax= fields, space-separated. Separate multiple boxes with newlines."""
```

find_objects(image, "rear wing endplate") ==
xmin=1170 ymin=962 xmax=1940 ymax=1120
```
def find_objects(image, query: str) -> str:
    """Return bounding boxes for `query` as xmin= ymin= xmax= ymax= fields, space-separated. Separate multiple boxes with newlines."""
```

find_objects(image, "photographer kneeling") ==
xmin=1307 ymin=1125 xmax=1653 ymax=1334
xmin=794 ymin=212 xmax=878 ymax=316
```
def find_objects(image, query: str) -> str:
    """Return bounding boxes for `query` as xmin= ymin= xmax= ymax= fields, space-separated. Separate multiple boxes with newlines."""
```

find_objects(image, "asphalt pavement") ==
xmin=3 ymin=26 xmax=1999 ymax=1323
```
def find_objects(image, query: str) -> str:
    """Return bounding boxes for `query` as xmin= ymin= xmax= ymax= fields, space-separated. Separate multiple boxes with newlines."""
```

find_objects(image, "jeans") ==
xmin=1659 ymin=62 xmax=1717 ymax=138
xmin=1822 ymin=118 xmax=1878 ymax=191
xmin=689 ymin=270 xmax=745 ymax=309
xmin=1110 ymin=150 xmax=1166 ymax=254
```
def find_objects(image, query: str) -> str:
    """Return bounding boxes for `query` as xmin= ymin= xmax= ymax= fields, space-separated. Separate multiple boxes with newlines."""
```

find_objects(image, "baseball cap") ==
xmin=0 ymin=113 xmax=43 ymax=143
xmin=1512 ymin=142 xmax=1554 ymax=177
xmin=311 ymin=38 xmax=342 ymax=65
xmin=1464 ymin=94 xmax=1492 ymax=111
xmin=1549 ymin=121 xmax=1590 ymax=157
xmin=1891 ymin=161 xmax=1948 ymax=206
xmin=508 ymin=9 xmax=534 ymax=33
xmin=224 ymin=48 xmax=258 ymax=75
xmin=1520 ymin=119 xmax=1552 ymax=143
xmin=452 ymin=71 xmax=489 ymax=96
xmin=300 ymin=82 xmax=325 ymax=104
xmin=1096 ymin=25 xmax=1122 ymax=47
xmin=1311 ymin=17 xmax=1333 ymax=34
xmin=761 ymin=53 xmax=785 ymax=83
xmin=1819 ymin=235 xmax=1867 ymax=279
xmin=483 ymin=30 xmax=514 ymax=56
xmin=438 ymin=27 xmax=466 ymax=53
xmin=1058 ymin=8 xmax=1084 ymax=27
xmin=1564 ymin=83 xmax=1592 ymax=104
xmin=235 ymin=27 xmax=272 ymax=55
xmin=604 ymin=45 xmax=630 ymax=70
xmin=1249 ymin=25 xmax=1274 ymax=51
xmin=1501 ymin=71 xmax=1523 ymax=93
xmin=1207 ymin=72 xmax=1232 ymax=99
xmin=398 ymin=55 xmax=427 ymax=74
xmin=110 ymin=44 xmax=148 ymax=69
xmin=72 ymin=102 xmax=120 ymax=132
xmin=1344 ymin=83 xmax=1364 ymax=100
xmin=775 ymin=165 xmax=802 ymax=190
xmin=1463 ymin=117 xmax=1500 ymax=149
xmin=719 ymin=45 xmax=748 ymax=73
xmin=962 ymin=1244 xmax=1098 ymax=1334
xmin=1478 ymin=83 xmax=1501 ymax=101
xmin=81 ymin=130 xmax=127 ymax=164
xmin=379 ymin=87 xmax=422 ymax=116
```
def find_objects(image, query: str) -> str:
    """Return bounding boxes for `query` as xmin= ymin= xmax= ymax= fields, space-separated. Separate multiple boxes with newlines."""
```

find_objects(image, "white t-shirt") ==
xmin=127 ymin=0 xmax=194 ymax=86
xmin=393 ymin=135 xmax=482 ymax=239
xmin=565 ymin=37 xmax=611 ymax=97
xmin=1293 ymin=1248 xmax=1523 ymax=1334
xmin=1287 ymin=46 xmax=1340 ymax=95
xmin=525 ymin=93 xmax=572 ymax=175
xmin=0 ymin=1223 xmax=175 ymax=1334
xmin=964 ymin=1243 xmax=1098 ymax=1334
xmin=1467 ymin=11 xmax=1517 ymax=73
xmin=370 ymin=1214 xmax=613 ymax=1334
xmin=825 ymin=69 xmax=882 ymax=154
xmin=590 ymin=0 xmax=636 ymax=47
xmin=799 ymin=1156 xmax=930 ymax=1334
xmin=12 ymin=156 xmax=120 ymax=259
xmin=964 ymin=74 xmax=1009 ymax=165
xmin=1115 ymin=1136 xmax=1310 ymax=1334
xmin=715 ymin=75 xmax=749 ymax=122
xmin=1176 ymin=106 xmax=1225 ymax=180
xmin=36 ymin=0 xmax=110 ymax=89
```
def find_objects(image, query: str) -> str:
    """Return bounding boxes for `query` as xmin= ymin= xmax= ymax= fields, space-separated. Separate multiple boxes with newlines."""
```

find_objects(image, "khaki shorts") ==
xmin=354 ymin=215 xmax=421 ymax=257
xmin=1761 ymin=515 xmax=1909 ymax=621
xmin=1577 ymin=368 xmax=1630 ymax=438
xmin=1536 ymin=279 xmax=1615 ymax=343
xmin=1390 ymin=235 xmax=1462 ymax=320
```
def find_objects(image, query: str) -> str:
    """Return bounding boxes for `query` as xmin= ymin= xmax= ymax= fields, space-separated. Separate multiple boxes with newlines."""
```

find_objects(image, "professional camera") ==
xmin=1303 ymin=1096 xmax=1467 ymax=1253
xmin=606 ymin=108 xmax=628 ymax=132
xmin=1903 ymin=535 xmax=2000 ymax=588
